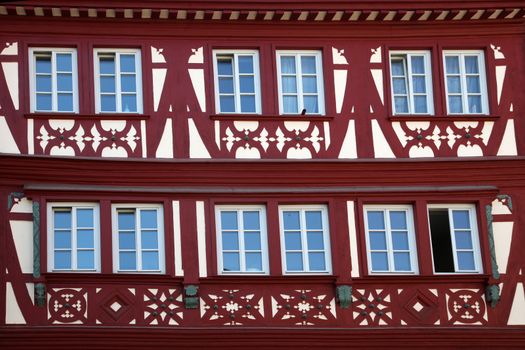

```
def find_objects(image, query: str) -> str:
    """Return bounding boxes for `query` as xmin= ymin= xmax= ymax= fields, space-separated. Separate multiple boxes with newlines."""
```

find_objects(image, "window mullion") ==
xmin=71 ymin=207 xmax=77 ymax=270
xmin=296 ymin=55 xmax=304 ymax=112
xmin=406 ymin=56 xmax=415 ymax=114
xmin=51 ymin=52 xmax=58 ymax=111
xmin=300 ymin=210 xmax=308 ymax=272
xmin=136 ymin=208 xmax=142 ymax=271
xmin=233 ymin=54 xmax=241 ymax=113
xmin=385 ymin=209 xmax=395 ymax=272
xmin=459 ymin=54 xmax=469 ymax=114
xmin=238 ymin=209 xmax=246 ymax=272
xmin=115 ymin=53 xmax=122 ymax=113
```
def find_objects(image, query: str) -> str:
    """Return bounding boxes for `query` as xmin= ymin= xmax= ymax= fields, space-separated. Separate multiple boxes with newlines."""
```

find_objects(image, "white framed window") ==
xmin=213 ymin=50 xmax=261 ymax=114
xmin=428 ymin=204 xmax=483 ymax=274
xmin=47 ymin=203 xmax=100 ymax=272
xmin=112 ymin=204 xmax=164 ymax=273
xmin=215 ymin=205 xmax=269 ymax=274
xmin=389 ymin=51 xmax=433 ymax=115
xmin=279 ymin=205 xmax=331 ymax=274
xmin=94 ymin=48 xmax=143 ymax=113
xmin=276 ymin=51 xmax=325 ymax=115
xmin=364 ymin=205 xmax=418 ymax=274
xmin=443 ymin=51 xmax=488 ymax=114
xmin=29 ymin=48 xmax=78 ymax=113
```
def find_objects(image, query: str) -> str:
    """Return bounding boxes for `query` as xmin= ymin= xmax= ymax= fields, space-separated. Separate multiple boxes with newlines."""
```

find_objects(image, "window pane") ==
xmin=121 ymin=75 xmax=137 ymax=93
xmin=54 ymin=210 xmax=72 ymax=229
xmin=77 ymin=229 xmax=94 ymax=249
xmin=222 ymin=232 xmax=239 ymax=250
xmin=238 ymin=56 xmax=254 ymax=74
xmin=308 ymin=252 xmax=326 ymax=271
xmin=455 ymin=231 xmax=473 ymax=249
xmin=54 ymin=251 xmax=71 ymax=269
xmin=217 ymin=58 xmax=233 ymax=75
xmin=55 ymin=231 xmax=71 ymax=249
xmin=282 ymin=76 xmax=297 ymax=93
xmin=141 ymin=231 xmax=158 ymax=249
xmin=36 ymin=76 xmax=52 ymax=92
xmin=120 ymin=54 xmax=136 ymax=73
xmin=367 ymin=211 xmax=385 ymax=230
xmin=36 ymin=56 xmax=52 ymax=73
xmin=121 ymin=94 xmax=137 ymax=112
xmin=305 ymin=211 xmax=322 ymax=230
xmin=393 ymin=78 xmax=407 ymax=94
xmin=393 ymin=252 xmax=411 ymax=271
xmin=77 ymin=251 xmax=94 ymax=269
xmin=447 ymin=77 xmax=461 ymax=93
xmin=99 ymin=56 xmax=115 ymax=74
xmin=240 ymin=95 xmax=256 ymax=113
xmin=244 ymin=232 xmax=261 ymax=250
xmin=283 ymin=96 xmax=298 ymax=113
xmin=394 ymin=97 xmax=409 ymax=113
xmin=468 ymin=96 xmax=482 ymax=114
xmin=466 ymin=76 xmax=480 ymax=93
xmin=457 ymin=251 xmax=476 ymax=270
xmin=464 ymin=56 xmax=479 ymax=74
xmin=140 ymin=210 xmax=157 ymax=229
xmin=101 ymin=94 xmax=116 ymax=112
xmin=142 ymin=252 xmax=159 ymax=270
xmin=411 ymin=56 xmax=425 ymax=74
xmin=57 ymin=93 xmax=73 ymax=111
xmin=118 ymin=211 xmax=135 ymax=230
xmin=223 ymin=252 xmax=240 ymax=271
xmin=221 ymin=211 xmax=238 ymax=230
xmin=390 ymin=211 xmax=407 ymax=230
xmin=303 ymin=96 xmax=319 ymax=114
xmin=218 ymin=77 xmax=234 ymax=94
xmin=445 ymin=56 xmax=460 ymax=74
xmin=239 ymin=76 xmax=255 ymax=93
xmin=77 ymin=209 xmax=93 ymax=227
xmin=448 ymin=96 xmax=463 ymax=113
xmin=391 ymin=59 xmax=405 ymax=76
xmin=119 ymin=232 xmax=135 ymax=249
xmin=286 ymin=252 xmax=303 ymax=271
xmin=56 ymin=53 xmax=72 ymax=71
xmin=100 ymin=76 xmax=116 ymax=93
xmin=284 ymin=232 xmax=302 ymax=250
xmin=57 ymin=73 xmax=72 ymax=91
xmin=36 ymin=94 xmax=52 ymax=111
xmin=392 ymin=231 xmax=409 ymax=250
xmin=283 ymin=211 xmax=300 ymax=230
xmin=369 ymin=231 xmax=387 ymax=250
xmin=301 ymin=56 xmax=317 ymax=74
xmin=414 ymin=96 xmax=428 ymax=113
xmin=246 ymin=252 xmax=262 ymax=271
xmin=371 ymin=252 xmax=388 ymax=271
xmin=243 ymin=211 xmax=260 ymax=230
xmin=219 ymin=95 xmax=235 ymax=113
xmin=302 ymin=76 xmax=317 ymax=93
xmin=452 ymin=210 xmax=470 ymax=229
xmin=307 ymin=231 xmax=324 ymax=250
xmin=412 ymin=76 xmax=426 ymax=93
xmin=280 ymin=56 xmax=296 ymax=74
xmin=119 ymin=251 xmax=136 ymax=270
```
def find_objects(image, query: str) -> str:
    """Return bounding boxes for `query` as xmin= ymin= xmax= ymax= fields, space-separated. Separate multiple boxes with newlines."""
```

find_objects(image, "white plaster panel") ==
xmin=100 ymin=120 xmax=126 ymax=133
xmin=1 ymin=42 xmax=18 ymax=55
xmin=50 ymin=145 xmax=75 ymax=156
xmin=493 ymin=222 xmax=513 ymax=273
xmin=478 ymin=121 xmax=494 ymax=146
xmin=0 ymin=116 xmax=20 ymax=154
xmin=497 ymin=119 xmax=517 ymax=156
xmin=391 ymin=122 xmax=408 ymax=147
xmin=214 ymin=120 xmax=221 ymax=149
xmin=370 ymin=47 xmax=382 ymax=63
xmin=155 ymin=118 xmax=173 ymax=158
xmin=152 ymin=68 xmax=167 ymax=112
xmin=457 ymin=144 xmax=483 ymax=157
xmin=284 ymin=121 xmax=309 ymax=133
xmin=1 ymin=62 xmax=19 ymax=110
xmin=236 ymin=146 xmax=261 ymax=159
xmin=370 ymin=69 xmax=384 ymax=105
xmin=491 ymin=44 xmax=505 ymax=60
xmin=10 ymin=197 xmax=32 ymax=214
xmin=101 ymin=145 xmax=128 ymax=157
xmin=333 ymin=70 xmax=347 ymax=113
xmin=508 ymin=283 xmax=525 ymax=325
xmin=338 ymin=120 xmax=357 ymax=159
xmin=151 ymin=46 xmax=166 ymax=63
xmin=9 ymin=220 xmax=34 ymax=274
xmin=188 ymin=118 xmax=211 ymax=158
xmin=371 ymin=119 xmax=395 ymax=158
xmin=188 ymin=69 xmax=206 ymax=112
xmin=233 ymin=121 xmax=259 ymax=132
xmin=26 ymin=283 xmax=34 ymax=305
xmin=188 ymin=47 xmax=204 ymax=64
xmin=495 ymin=66 xmax=506 ymax=105
xmin=27 ymin=118 xmax=34 ymax=154
xmin=286 ymin=147 xmax=311 ymax=159
xmin=347 ymin=201 xmax=360 ymax=277
xmin=6 ymin=282 xmax=26 ymax=324
xmin=492 ymin=199 xmax=512 ymax=215
xmin=172 ymin=201 xmax=183 ymax=277
xmin=332 ymin=47 xmax=348 ymax=64
xmin=323 ymin=121 xmax=330 ymax=150
xmin=140 ymin=120 xmax=147 ymax=158
xmin=196 ymin=201 xmax=207 ymax=278
xmin=409 ymin=145 xmax=434 ymax=158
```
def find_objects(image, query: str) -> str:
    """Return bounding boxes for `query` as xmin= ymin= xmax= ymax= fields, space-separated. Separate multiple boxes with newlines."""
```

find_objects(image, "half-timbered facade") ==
xmin=1 ymin=0 xmax=525 ymax=348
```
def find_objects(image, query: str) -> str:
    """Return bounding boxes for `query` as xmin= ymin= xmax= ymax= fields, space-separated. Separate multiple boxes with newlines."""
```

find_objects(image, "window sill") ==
xmin=25 ymin=113 xmax=150 ymax=120
xmin=389 ymin=115 xmax=500 ymax=122
xmin=42 ymin=272 xmax=182 ymax=284
xmin=202 ymin=275 xmax=338 ymax=284
xmin=210 ymin=114 xmax=334 ymax=122
xmin=355 ymin=273 xmax=489 ymax=285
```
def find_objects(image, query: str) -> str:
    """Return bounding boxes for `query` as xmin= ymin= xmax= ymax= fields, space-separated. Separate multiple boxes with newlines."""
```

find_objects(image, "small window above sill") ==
xmin=389 ymin=115 xmax=499 ymax=122
xmin=25 ymin=113 xmax=150 ymax=120
xmin=210 ymin=114 xmax=334 ymax=122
